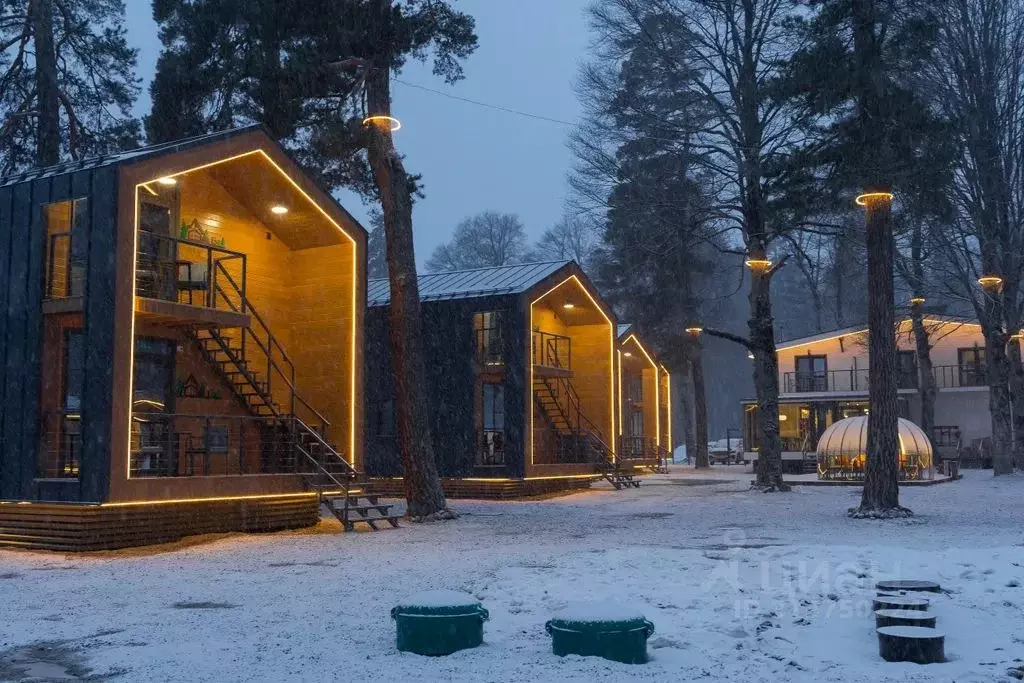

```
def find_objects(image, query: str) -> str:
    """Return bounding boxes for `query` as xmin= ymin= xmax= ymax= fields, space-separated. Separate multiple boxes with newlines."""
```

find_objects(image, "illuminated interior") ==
xmin=815 ymin=415 xmax=934 ymax=481
xmin=127 ymin=149 xmax=358 ymax=479
xmin=618 ymin=334 xmax=659 ymax=460
xmin=529 ymin=275 xmax=615 ymax=467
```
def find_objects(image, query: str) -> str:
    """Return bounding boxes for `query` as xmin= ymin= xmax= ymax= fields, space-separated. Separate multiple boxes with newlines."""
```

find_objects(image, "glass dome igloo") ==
xmin=816 ymin=416 xmax=934 ymax=481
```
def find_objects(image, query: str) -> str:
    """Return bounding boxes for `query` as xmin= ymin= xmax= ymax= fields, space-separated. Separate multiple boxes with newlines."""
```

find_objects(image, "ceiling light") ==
xmin=623 ymin=352 xmax=632 ymax=358
xmin=271 ymin=205 xmax=289 ymax=215
xmin=563 ymin=303 xmax=575 ymax=310
xmin=156 ymin=177 xmax=177 ymax=186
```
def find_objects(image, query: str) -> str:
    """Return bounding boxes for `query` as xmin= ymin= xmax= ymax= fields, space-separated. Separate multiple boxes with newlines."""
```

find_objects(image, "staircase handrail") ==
xmin=294 ymin=416 xmax=356 ymax=478
xmin=212 ymin=260 xmax=332 ymax=435
xmin=544 ymin=374 xmax=615 ymax=466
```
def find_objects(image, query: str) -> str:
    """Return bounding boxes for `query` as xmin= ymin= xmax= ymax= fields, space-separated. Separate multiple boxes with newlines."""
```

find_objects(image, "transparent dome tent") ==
xmin=815 ymin=416 xmax=934 ymax=481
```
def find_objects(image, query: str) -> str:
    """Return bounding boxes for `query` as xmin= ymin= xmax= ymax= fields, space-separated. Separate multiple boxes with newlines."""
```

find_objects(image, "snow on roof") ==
xmin=617 ymin=323 xmax=633 ymax=339
xmin=367 ymin=260 xmax=572 ymax=307
xmin=777 ymin=315 xmax=980 ymax=350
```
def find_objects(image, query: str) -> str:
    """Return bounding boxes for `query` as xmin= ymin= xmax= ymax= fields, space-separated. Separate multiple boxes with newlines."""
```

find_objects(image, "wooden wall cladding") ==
xmin=0 ymin=495 xmax=319 ymax=551
xmin=368 ymin=477 xmax=595 ymax=500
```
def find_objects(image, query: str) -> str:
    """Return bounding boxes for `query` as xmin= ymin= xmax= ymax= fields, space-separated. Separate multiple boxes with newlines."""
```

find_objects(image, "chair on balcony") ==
xmin=177 ymin=261 xmax=210 ymax=306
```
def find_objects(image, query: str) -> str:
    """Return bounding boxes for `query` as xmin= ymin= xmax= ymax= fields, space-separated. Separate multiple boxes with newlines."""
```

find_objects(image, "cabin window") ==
xmin=627 ymin=409 xmax=644 ymax=438
xmin=897 ymin=351 xmax=918 ymax=389
xmin=474 ymin=311 xmax=503 ymax=366
xmin=794 ymin=355 xmax=827 ymax=391
xmin=38 ymin=330 xmax=85 ymax=478
xmin=129 ymin=338 xmax=176 ymax=476
xmin=958 ymin=347 xmax=986 ymax=387
xmin=43 ymin=198 xmax=88 ymax=299
xmin=478 ymin=383 xmax=505 ymax=466
xmin=626 ymin=373 xmax=643 ymax=404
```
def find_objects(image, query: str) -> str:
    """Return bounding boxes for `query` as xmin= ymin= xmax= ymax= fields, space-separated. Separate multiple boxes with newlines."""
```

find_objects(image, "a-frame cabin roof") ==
xmin=368 ymin=260 xmax=573 ymax=307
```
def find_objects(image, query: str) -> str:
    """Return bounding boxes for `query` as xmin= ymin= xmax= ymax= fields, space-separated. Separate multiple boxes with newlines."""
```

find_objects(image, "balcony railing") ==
xmin=37 ymin=410 xmax=82 ymax=478
xmin=477 ymin=428 xmax=505 ymax=466
xmin=933 ymin=365 xmax=987 ymax=388
xmin=618 ymin=435 xmax=659 ymax=461
xmin=532 ymin=331 xmax=571 ymax=369
xmin=475 ymin=327 xmax=503 ymax=368
xmin=783 ymin=369 xmax=920 ymax=393
xmin=135 ymin=232 xmax=247 ymax=313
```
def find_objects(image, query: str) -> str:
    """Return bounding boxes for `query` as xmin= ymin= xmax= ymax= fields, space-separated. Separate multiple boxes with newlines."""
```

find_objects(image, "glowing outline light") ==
xmin=128 ymin=147 xmax=360 ymax=482
xmin=910 ymin=297 xmax=926 ymax=305
xmin=978 ymin=275 xmax=1004 ymax=289
xmin=685 ymin=327 xmax=703 ymax=336
xmin=362 ymin=115 xmax=401 ymax=132
xmin=663 ymin=367 xmax=672 ymax=453
xmin=529 ymin=274 xmax=616 ymax=466
xmin=744 ymin=259 xmax=773 ymax=272
xmin=624 ymin=333 xmax=660 ymax=447
xmin=855 ymin=192 xmax=894 ymax=206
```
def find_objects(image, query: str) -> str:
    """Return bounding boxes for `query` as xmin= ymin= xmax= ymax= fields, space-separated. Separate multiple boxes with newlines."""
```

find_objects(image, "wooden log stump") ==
xmin=875 ymin=580 xmax=941 ymax=593
xmin=877 ymin=626 xmax=945 ymax=664
xmin=872 ymin=595 xmax=929 ymax=612
xmin=874 ymin=609 xmax=937 ymax=629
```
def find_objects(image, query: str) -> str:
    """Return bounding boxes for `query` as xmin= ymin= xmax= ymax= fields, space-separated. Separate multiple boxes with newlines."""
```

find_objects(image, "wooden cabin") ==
xmin=616 ymin=324 xmax=672 ymax=470
xmin=0 ymin=126 xmax=367 ymax=550
xmin=364 ymin=261 xmax=638 ymax=497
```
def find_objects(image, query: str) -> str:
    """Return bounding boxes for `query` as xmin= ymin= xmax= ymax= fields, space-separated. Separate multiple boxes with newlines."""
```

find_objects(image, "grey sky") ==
xmin=123 ymin=0 xmax=592 ymax=266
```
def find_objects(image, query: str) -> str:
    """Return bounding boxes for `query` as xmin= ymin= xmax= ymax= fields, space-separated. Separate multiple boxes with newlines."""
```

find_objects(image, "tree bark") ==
xmin=910 ymin=304 xmax=936 ymax=443
xmin=748 ymin=267 xmax=787 ymax=491
xmin=364 ymin=45 xmax=449 ymax=518
xmin=679 ymin=360 xmax=695 ymax=465
xmin=855 ymin=195 xmax=906 ymax=516
xmin=691 ymin=343 xmax=710 ymax=469
xmin=983 ymin=318 xmax=1014 ymax=474
xmin=31 ymin=0 xmax=60 ymax=166
xmin=1008 ymin=340 xmax=1024 ymax=470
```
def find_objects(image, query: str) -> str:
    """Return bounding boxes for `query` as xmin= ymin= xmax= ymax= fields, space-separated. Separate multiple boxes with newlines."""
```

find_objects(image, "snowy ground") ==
xmin=1 ymin=469 xmax=1022 ymax=682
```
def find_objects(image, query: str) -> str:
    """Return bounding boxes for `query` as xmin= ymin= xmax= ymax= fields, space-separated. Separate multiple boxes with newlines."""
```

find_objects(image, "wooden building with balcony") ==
xmin=364 ymin=261 xmax=638 ymax=497
xmin=741 ymin=317 xmax=992 ymax=472
xmin=0 ymin=126 xmax=372 ymax=550
xmin=616 ymin=324 xmax=672 ymax=471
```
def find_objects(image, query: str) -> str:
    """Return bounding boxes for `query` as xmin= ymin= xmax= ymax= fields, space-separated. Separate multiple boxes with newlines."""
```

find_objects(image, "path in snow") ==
xmin=0 ymin=469 xmax=1021 ymax=682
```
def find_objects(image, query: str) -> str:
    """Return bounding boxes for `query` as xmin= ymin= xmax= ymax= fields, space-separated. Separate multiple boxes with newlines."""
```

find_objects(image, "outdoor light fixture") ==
xmin=270 ymin=205 xmax=289 ymax=215
xmin=744 ymin=259 xmax=773 ymax=272
xmin=779 ymin=414 xmax=788 ymax=422
xmin=685 ymin=327 xmax=703 ymax=336
xmin=562 ymin=303 xmax=575 ymax=310
xmin=978 ymin=275 xmax=1004 ymax=290
xmin=362 ymin=115 xmax=402 ymax=132
xmin=156 ymin=177 xmax=178 ymax=186
xmin=910 ymin=296 xmax=926 ymax=305
xmin=747 ymin=351 xmax=755 ymax=359
xmin=854 ymin=191 xmax=894 ymax=206
xmin=623 ymin=351 xmax=633 ymax=358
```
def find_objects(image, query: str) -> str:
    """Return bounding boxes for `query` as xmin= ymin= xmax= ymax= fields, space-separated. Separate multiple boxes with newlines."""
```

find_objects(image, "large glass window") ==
xmin=897 ymin=351 xmax=918 ymax=389
xmin=795 ymin=355 xmax=828 ymax=391
xmin=958 ymin=347 xmax=986 ymax=387
xmin=478 ymin=382 xmax=505 ymax=466
xmin=130 ymin=338 xmax=176 ymax=476
xmin=38 ymin=330 xmax=85 ymax=478
xmin=43 ymin=198 xmax=88 ymax=298
xmin=474 ymin=311 xmax=503 ymax=367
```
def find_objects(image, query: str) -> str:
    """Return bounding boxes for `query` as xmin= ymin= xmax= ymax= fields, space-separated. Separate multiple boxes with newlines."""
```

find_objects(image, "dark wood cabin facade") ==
xmin=365 ymin=261 xmax=631 ymax=498
xmin=0 ymin=126 xmax=366 ymax=549
xmin=616 ymin=325 xmax=672 ymax=470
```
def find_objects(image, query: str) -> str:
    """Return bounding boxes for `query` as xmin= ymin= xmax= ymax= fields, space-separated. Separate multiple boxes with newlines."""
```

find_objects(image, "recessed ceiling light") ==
xmin=157 ymin=177 xmax=177 ymax=186
xmin=271 ymin=205 xmax=289 ymax=215
xmin=563 ymin=303 xmax=575 ymax=310
xmin=623 ymin=351 xmax=633 ymax=357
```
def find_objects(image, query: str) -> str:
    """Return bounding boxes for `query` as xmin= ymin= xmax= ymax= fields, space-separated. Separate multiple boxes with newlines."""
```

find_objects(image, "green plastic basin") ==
xmin=545 ymin=603 xmax=655 ymax=665
xmin=392 ymin=590 xmax=488 ymax=656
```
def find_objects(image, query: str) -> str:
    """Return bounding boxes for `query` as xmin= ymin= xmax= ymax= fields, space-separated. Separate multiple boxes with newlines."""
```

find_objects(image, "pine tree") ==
xmin=0 ymin=0 xmax=139 ymax=171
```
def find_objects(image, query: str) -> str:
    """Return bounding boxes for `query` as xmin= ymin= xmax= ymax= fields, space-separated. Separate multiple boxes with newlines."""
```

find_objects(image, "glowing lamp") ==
xmin=562 ymin=303 xmax=575 ymax=310
xmin=1011 ymin=331 xmax=1023 ymax=342
xmin=910 ymin=296 xmax=926 ymax=305
xmin=978 ymin=275 xmax=1004 ymax=290
xmin=779 ymin=414 xmax=788 ymax=422
xmin=362 ymin=115 xmax=401 ymax=132
xmin=855 ymin=191 xmax=894 ymax=206
xmin=747 ymin=352 xmax=755 ymax=360
xmin=745 ymin=259 xmax=773 ymax=272
xmin=156 ymin=177 xmax=178 ymax=186
xmin=685 ymin=327 xmax=703 ymax=336
xmin=623 ymin=351 xmax=633 ymax=358
xmin=270 ymin=205 xmax=289 ymax=215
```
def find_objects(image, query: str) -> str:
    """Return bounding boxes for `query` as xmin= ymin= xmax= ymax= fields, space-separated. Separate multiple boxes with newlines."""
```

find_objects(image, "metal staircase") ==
xmin=532 ymin=375 xmax=639 ymax=490
xmin=190 ymin=259 xmax=399 ymax=531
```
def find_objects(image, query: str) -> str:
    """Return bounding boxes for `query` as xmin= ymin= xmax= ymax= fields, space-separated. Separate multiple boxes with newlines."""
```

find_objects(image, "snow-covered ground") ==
xmin=1 ymin=469 xmax=1022 ymax=682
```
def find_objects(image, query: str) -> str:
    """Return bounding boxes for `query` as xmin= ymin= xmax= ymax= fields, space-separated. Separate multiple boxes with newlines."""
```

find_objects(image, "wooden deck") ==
xmin=369 ymin=476 xmax=597 ymax=500
xmin=134 ymin=297 xmax=251 ymax=329
xmin=0 ymin=494 xmax=319 ymax=551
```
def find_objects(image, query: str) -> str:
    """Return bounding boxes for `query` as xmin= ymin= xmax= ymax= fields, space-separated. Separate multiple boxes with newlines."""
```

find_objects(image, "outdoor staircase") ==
xmin=532 ymin=375 xmax=640 ymax=490
xmin=188 ymin=261 xmax=399 ymax=532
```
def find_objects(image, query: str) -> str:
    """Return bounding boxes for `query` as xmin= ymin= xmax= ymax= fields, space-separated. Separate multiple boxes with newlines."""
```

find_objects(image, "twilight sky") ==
xmin=123 ymin=0 xmax=592 ymax=266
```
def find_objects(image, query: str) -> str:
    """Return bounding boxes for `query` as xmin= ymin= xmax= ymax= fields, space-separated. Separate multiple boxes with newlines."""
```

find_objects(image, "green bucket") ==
xmin=545 ymin=603 xmax=655 ymax=665
xmin=392 ymin=590 xmax=489 ymax=656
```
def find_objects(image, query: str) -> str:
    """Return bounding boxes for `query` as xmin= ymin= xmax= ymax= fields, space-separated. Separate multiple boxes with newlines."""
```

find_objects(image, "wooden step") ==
xmin=343 ymin=515 xmax=402 ymax=531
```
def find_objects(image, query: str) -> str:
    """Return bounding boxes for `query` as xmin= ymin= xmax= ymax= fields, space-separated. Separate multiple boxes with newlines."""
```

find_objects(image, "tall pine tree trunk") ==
xmin=679 ymin=362 xmax=695 ymax=464
xmin=31 ymin=0 xmax=60 ymax=166
xmin=691 ymin=343 xmax=709 ymax=469
xmin=910 ymin=304 xmax=935 ymax=443
xmin=982 ymin=318 xmax=1013 ymax=475
xmin=855 ymin=195 xmax=905 ymax=515
xmin=364 ymin=57 xmax=449 ymax=519
xmin=1002 ymin=288 xmax=1024 ymax=470
xmin=749 ymin=267 xmax=786 ymax=491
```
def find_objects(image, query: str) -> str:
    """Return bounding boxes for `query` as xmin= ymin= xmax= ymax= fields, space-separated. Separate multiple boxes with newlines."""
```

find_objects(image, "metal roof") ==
xmin=0 ymin=125 xmax=264 ymax=188
xmin=368 ymin=260 xmax=572 ymax=307
xmin=617 ymin=323 xmax=633 ymax=339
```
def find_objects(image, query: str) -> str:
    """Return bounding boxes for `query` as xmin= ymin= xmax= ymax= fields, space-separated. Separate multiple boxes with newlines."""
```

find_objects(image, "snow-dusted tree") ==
xmin=0 ymin=0 xmax=139 ymax=170
xmin=426 ymin=211 xmax=529 ymax=272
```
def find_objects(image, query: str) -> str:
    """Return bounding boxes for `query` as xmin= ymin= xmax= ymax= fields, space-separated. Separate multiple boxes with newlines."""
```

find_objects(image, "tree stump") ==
xmin=877 ymin=626 xmax=944 ymax=664
xmin=875 ymin=580 xmax=941 ymax=593
xmin=874 ymin=609 xmax=937 ymax=629
xmin=872 ymin=595 xmax=929 ymax=612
